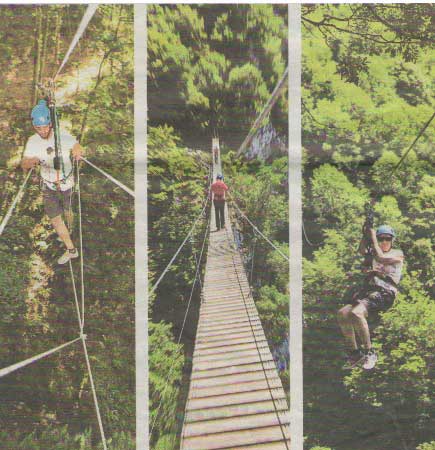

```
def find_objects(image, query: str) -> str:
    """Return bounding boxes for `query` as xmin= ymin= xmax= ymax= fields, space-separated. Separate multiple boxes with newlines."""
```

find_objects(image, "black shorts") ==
xmin=42 ymin=185 xmax=73 ymax=219
xmin=351 ymin=286 xmax=395 ymax=313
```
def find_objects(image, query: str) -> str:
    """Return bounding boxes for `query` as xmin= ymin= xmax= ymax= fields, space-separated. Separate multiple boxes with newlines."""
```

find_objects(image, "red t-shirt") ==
xmin=211 ymin=180 xmax=228 ymax=201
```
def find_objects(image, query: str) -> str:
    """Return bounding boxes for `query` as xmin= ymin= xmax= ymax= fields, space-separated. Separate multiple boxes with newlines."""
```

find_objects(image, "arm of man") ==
xmin=358 ymin=235 xmax=369 ymax=256
xmin=71 ymin=142 xmax=84 ymax=161
xmin=370 ymin=229 xmax=404 ymax=264
xmin=223 ymin=182 xmax=229 ymax=199
xmin=21 ymin=156 xmax=40 ymax=171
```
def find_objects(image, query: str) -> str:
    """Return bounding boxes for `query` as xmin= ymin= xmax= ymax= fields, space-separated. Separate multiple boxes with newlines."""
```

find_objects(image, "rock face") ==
xmin=245 ymin=123 xmax=287 ymax=161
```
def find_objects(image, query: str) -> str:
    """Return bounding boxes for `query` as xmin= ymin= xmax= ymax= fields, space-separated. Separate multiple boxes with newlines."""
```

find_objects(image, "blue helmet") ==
xmin=31 ymin=100 xmax=51 ymax=126
xmin=216 ymin=174 xmax=223 ymax=180
xmin=376 ymin=225 xmax=396 ymax=238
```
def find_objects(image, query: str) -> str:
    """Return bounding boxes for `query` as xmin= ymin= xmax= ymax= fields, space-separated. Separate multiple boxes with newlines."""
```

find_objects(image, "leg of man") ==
xmin=43 ymin=187 xmax=75 ymax=250
xmin=337 ymin=304 xmax=358 ymax=351
xmin=219 ymin=202 xmax=225 ymax=228
xmin=214 ymin=201 xmax=220 ymax=230
xmin=351 ymin=302 xmax=371 ymax=350
xmin=51 ymin=215 xmax=75 ymax=250
xmin=63 ymin=189 xmax=74 ymax=232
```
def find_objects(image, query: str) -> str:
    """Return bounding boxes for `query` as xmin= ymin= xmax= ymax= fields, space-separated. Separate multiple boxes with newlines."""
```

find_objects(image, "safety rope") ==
xmin=0 ymin=168 xmax=33 ymax=236
xmin=0 ymin=337 xmax=81 ymax=378
xmin=76 ymin=161 xmax=86 ymax=327
xmin=81 ymin=157 xmax=135 ymax=198
xmin=0 ymin=6 xmax=111 ymax=447
xmin=225 ymin=225 xmax=290 ymax=450
xmin=302 ymin=219 xmax=314 ymax=246
xmin=228 ymin=192 xmax=290 ymax=262
xmin=393 ymin=110 xmax=435 ymax=173
xmin=150 ymin=210 xmax=210 ymax=437
xmin=237 ymin=66 xmax=288 ymax=157
xmin=149 ymin=194 xmax=210 ymax=295
xmin=69 ymin=159 xmax=107 ymax=450
xmin=53 ymin=5 xmax=99 ymax=81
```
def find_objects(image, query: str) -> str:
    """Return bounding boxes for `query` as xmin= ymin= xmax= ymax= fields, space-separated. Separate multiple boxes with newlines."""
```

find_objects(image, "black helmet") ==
xmin=216 ymin=174 xmax=223 ymax=180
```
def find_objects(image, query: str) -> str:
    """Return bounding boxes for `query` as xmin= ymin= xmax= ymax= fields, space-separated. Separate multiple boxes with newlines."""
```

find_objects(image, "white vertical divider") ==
xmin=135 ymin=5 xmax=148 ymax=450
xmin=289 ymin=4 xmax=303 ymax=450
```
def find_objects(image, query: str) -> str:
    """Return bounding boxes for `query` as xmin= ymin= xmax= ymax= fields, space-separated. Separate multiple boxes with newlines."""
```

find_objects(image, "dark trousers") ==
xmin=214 ymin=200 xmax=225 ymax=229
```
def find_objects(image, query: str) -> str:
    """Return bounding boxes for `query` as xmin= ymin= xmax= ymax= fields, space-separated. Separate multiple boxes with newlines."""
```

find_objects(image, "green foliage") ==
xmin=224 ymin=155 xmax=289 ymax=392
xmin=149 ymin=322 xmax=184 ymax=448
xmin=148 ymin=125 xmax=209 ymax=448
xmin=0 ymin=5 xmax=134 ymax=448
xmin=148 ymin=4 xmax=287 ymax=148
xmin=303 ymin=5 xmax=435 ymax=450
xmin=147 ymin=6 xmax=289 ymax=448
xmin=418 ymin=442 xmax=435 ymax=450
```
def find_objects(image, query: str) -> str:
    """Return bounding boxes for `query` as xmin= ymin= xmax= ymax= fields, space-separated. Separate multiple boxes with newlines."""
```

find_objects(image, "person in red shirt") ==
xmin=211 ymin=174 xmax=228 ymax=231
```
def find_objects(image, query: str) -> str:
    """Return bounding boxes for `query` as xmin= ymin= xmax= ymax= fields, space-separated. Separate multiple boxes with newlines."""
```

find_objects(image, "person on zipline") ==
xmin=211 ymin=174 xmax=228 ymax=231
xmin=21 ymin=99 xmax=84 ymax=265
xmin=337 ymin=225 xmax=404 ymax=370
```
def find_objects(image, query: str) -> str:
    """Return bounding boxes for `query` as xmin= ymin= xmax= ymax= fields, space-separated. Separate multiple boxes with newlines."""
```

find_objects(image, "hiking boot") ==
xmin=342 ymin=349 xmax=364 ymax=370
xmin=362 ymin=349 xmax=378 ymax=370
xmin=57 ymin=248 xmax=79 ymax=265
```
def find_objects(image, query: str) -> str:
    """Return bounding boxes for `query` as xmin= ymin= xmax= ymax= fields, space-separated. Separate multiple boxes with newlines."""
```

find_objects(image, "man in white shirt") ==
xmin=337 ymin=225 xmax=404 ymax=370
xmin=21 ymin=100 xmax=84 ymax=265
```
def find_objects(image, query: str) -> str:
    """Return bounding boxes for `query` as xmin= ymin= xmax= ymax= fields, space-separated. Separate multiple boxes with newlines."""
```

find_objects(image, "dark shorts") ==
xmin=42 ymin=185 xmax=73 ymax=219
xmin=351 ymin=286 xmax=395 ymax=313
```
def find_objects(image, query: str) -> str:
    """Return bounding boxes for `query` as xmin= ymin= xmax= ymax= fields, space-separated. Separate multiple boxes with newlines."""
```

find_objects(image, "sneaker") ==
xmin=57 ymin=248 xmax=79 ymax=265
xmin=342 ymin=349 xmax=365 ymax=370
xmin=362 ymin=349 xmax=378 ymax=370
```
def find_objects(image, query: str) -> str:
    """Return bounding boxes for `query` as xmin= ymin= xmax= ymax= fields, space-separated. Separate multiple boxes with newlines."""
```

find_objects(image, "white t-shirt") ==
xmin=372 ymin=248 xmax=404 ymax=286
xmin=23 ymin=130 xmax=77 ymax=191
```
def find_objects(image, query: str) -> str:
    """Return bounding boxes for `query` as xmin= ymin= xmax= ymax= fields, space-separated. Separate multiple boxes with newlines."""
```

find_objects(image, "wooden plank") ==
xmin=190 ymin=369 xmax=280 ymax=389
xmin=185 ymin=398 xmax=289 ymax=422
xmin=189 ymin=377 xmax=285 ymax=398
xmin=180 ymin=174 xmax=289 ymax=450
xmin=183 ymin=411 xmax=290 ymax=437
xmin=186 ymin=388 xmax=287 ymax=410
xmin=191 ymin=360 xmax=276 ymax=380
xmin=181 ymin=425 xmax=290 ymax=450
xmin=194 ymin=341 xmax=269 ymax=357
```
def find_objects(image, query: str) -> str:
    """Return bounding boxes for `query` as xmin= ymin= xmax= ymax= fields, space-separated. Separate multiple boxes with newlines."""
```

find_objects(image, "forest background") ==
xmin=303 ymin=4 xmax=435 ymax=450
xmin=0 ymin=5 xmax=134 ymax=449
xmin=147 ymin=5 xmax=289 ymax=450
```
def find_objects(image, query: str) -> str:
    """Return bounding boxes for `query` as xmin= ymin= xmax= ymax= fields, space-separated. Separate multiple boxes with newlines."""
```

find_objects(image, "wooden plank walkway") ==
xmin=180 ymin=147 xmax=290 ymax=450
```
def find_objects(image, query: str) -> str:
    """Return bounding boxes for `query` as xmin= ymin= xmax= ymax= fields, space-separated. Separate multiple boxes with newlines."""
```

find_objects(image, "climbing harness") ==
xmin=41 ymin=81 xmax=72 ymax=190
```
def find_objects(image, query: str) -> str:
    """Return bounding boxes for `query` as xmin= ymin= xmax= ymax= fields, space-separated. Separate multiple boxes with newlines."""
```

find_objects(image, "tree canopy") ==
xmin=303 ymin=5 xmax=435 ymax=450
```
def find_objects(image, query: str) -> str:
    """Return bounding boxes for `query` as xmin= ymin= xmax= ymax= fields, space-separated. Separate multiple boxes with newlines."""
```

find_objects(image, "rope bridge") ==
xmin=0 ymin=7 xmax=133 ymax=449
xmin=149 ymin=139 xmax=290 ymax=448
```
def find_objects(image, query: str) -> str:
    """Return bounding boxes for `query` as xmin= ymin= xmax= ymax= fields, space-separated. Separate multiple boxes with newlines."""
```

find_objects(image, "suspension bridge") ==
xmin=179 ymin=145 xmax=290 ymax=450
xmin=149 ymin=133 xmax=290 ymax=449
